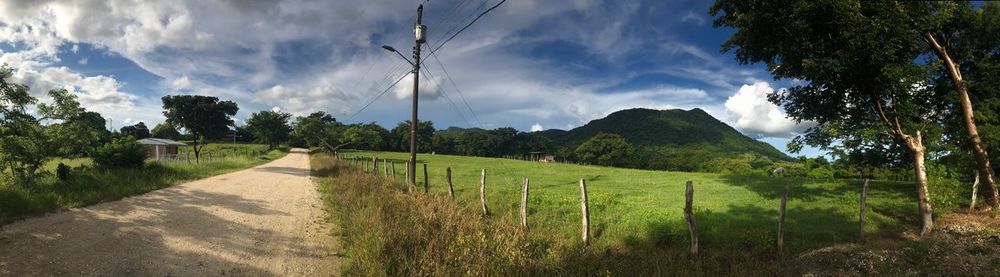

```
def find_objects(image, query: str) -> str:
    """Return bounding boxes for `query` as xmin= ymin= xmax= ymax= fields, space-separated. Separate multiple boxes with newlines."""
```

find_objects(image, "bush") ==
xmin=92 ymin=137 xmax=146 ymax=168
xmin=806 ymin=167 xmax=835 ymax=179
xmin=56 ymin=163 xmax=71 ymax=180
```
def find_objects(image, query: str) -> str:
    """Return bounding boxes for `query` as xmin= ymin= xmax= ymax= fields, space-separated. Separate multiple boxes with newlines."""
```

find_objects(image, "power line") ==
xmin=427 ymin=49 xmax=483 ymax=127
xmin=428 ymin=0 xmax=506 ymax=56
xmin=346 ymin=72 xmax=409 ymax=121
xmin=420 ymin=66 xmax=473 ymax=127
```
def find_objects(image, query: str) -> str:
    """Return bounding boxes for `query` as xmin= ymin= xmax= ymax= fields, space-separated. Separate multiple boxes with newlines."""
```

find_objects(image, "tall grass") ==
xmin=313 ymin=153 xmax=787 ymax=275
xmin=0 ymin=149 xmax=287 ymax=225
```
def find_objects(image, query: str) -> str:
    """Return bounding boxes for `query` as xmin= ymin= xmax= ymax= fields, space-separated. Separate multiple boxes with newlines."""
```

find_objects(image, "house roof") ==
xmin=136 ymin=138 xmax=187 ymax=146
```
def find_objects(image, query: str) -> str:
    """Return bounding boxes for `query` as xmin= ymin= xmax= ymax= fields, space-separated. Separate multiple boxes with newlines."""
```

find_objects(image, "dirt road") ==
xmin=0 ymin=148 xmax=340 ymax=276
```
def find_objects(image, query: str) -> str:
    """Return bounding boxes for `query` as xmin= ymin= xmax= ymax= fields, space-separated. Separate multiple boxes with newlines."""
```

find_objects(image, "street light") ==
xmin=380 ymin=4 xmax=425 ymax=192
xmin=381 ymin=45 xmax=415 ymax=66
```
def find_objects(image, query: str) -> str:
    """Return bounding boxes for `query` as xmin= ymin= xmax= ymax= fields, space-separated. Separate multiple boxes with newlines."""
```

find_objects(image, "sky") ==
xmin=0 ymin=0 xmax=823 ymax=157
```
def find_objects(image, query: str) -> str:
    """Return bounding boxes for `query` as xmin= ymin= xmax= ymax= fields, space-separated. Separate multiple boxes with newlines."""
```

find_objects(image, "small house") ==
xmin=529 ymin=151 xmax=556 ymax=163
xmin=136 ymin=138 xmax=187 ymax=160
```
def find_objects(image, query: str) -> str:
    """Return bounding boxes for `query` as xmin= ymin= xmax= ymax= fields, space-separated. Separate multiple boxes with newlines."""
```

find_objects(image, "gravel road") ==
xmin=0 ymin=148 xmax=340 ymax=276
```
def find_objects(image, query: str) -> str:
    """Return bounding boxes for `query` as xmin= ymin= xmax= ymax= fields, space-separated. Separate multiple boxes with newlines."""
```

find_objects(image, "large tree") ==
xmin=151 ymin=122 xmax=181 ymax=140
xmin=245 ymin=110 xmax=292 ymax=149
xmin=389 ymin=120 xmax=434 ymax=153
xmin=0 ymin=67 xmax=47 ymax=182
xmin=38 ymin=89 xmax=111 ymax=157
xmin=922 ymin=2 xmax=1000 ymax=209
xmin=292 ymin=111 xmax=347 ymax=152
xmin=711 ymin=0 xmax=946 ymax=235
xmin=575 ymin=133 xmax=636 ymax=167
xmin=120 ymin=122 xmax=150 ymax=139
xmin=161 ymin=95 xmax=238 ymax=163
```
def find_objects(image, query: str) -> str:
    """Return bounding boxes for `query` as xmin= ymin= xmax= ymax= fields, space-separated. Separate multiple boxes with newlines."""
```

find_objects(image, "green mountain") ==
xmin=539 ymin=108 xmax=790 ymax=160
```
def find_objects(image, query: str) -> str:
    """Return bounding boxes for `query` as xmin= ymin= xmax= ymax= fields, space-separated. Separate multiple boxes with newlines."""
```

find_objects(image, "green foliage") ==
xmin=92 ymin=137 xmax=146 ymax=169
xmin=245 ymin=110 xmax=292 ymax=149
xmin=161 ymin=95 xmax=239 ymax=162
xmin=150 ymin=122 xmax=181 ymax=140
xmin=574 ymin=133 xmax=636 ymax=167
xmin=292 ymin=111 xmax=342 ymax=150
xmin=806 ymin=167 xmax=835 ymax=180
xmin=388 ymin=120 xmax=434 ymax=152
xmin=330 ymin=151 xmax=939 ymax=274
xmin=120 ymin=122 xmax=150 ymax=139
xmin=0 ymin=147 xmax=287 ymax=225
xmin=55 ymin=163 xmax=70 ymax=181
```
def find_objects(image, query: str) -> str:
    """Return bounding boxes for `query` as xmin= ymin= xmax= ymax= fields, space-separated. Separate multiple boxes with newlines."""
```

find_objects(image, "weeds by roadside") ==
xmin=0 ymin=149 xmax=287 ymax=225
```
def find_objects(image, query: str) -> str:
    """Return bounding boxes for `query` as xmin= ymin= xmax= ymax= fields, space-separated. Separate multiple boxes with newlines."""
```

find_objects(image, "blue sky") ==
xmin=0 ymin=0 xmax=823 ymax=157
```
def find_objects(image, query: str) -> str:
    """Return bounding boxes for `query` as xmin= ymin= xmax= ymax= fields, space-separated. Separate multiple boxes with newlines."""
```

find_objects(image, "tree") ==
xmin=161 ymin=95 xmax=238 ymax=163
xmin=923 ymin=2 xmax=1000 ymax=209
xmin=292 ymin=111 xmax=346 ymax=152
xmin=151 ymin=122 xmax=181 ymax=140
xmin=245 ymin=110 xmax=292 ymax=149
xmin=120 ymin=122 xmax=150 ymax=139
xmin=574 ymin=133 xmax=636 ymax=167
xmin=711 ymin=0 xmax=945 ymax=235
xmin=389 ymin=120 xmax=434 ymax=153
xmin=0 ymin=67 xmax=47 ymax=182
xmin=38 ymin=89 xmax=110 ymax=157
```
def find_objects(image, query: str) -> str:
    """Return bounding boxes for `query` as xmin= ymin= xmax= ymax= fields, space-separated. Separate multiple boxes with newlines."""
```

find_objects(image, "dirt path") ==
xmin=0 ymin=148 xmax=340 ymax=276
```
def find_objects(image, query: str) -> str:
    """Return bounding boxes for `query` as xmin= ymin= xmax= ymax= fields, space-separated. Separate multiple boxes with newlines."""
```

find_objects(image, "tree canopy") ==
xmin=245 ymin=110 xmax=292 ymax=149
xmin=161 ymin=95 xmax=238 ymax=162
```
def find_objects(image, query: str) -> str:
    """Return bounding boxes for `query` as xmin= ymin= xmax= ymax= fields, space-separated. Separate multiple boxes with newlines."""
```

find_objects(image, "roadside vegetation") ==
xmin=315 ymin=151 xmax=991 ymax=275
xmin=1 ymin=65 xmax=297 ymax=225
xmin=0 ymin=145 xmax=286 ymax=225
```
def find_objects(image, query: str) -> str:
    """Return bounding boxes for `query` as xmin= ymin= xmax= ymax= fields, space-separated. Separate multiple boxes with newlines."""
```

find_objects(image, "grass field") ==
xmin=0 ymin=144 xmax=287 ymax=225
xmin=341 ymin=151 xmax=922 ymax=254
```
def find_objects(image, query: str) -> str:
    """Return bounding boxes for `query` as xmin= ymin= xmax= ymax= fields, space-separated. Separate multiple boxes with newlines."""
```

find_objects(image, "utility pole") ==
xmin=408 ymin=4 xmax=426 ymax=188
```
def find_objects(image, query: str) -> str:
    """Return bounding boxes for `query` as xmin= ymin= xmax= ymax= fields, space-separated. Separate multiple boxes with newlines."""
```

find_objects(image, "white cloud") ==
xmin=680 ymin=11 xmax=706 ymax=25
xmin=530 ymin=123 xmax=543 ymax=132
xmin=393 ymin=73 xmax=442 ymax=100
xmin=170 ymin=75 xmax=191 ymax=90
xmin=271 ymin=106 xmax=281 ymax=113
xmin=724 ymin=82 xmax=813 ymax=138
xmin=77 ymin=57 xmax=87 ymax=65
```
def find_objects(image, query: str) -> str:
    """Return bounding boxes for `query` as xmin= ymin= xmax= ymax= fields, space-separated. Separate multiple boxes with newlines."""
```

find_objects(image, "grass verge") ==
xmin=314 ymin=153 xmax=798 ymax=275
xmin=0 ymin=148 xmax=287 ymax=225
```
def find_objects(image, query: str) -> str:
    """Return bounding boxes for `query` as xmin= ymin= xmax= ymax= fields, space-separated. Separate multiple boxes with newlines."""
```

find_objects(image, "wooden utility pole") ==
xmin=407 ymin=4 xmax=426 ymax=190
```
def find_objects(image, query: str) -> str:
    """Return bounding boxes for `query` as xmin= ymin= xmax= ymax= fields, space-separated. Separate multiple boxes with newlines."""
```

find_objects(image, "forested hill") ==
xmin=539 ymin=108 xmax=790 ymax=161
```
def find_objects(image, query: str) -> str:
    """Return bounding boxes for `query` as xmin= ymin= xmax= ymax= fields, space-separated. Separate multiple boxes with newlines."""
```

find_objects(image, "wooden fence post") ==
xmin=778 ymin=182 xmax=788 ymax=251
xmin=970 ymin=170 xmax=980 ymax=210
xmin=447 ymin=167 xmax=454 ymax=199
xmin=392 ymin=162 xmax=397 ymax=179
xmin=480 ymin=169 xmax=489 ymax=216
xmin=423 ymin=163 xmax=429 ymax=194
xmin=373 ymin=157 xmax=379 ymax=176
xmin=521 ymin=177 xmax=530 ymax=230
xmin=859 ymin=178 xmax=869 ymax=240
xmin=406 ymin=162 xmax=413 ymax=193
xmin=580 ymin=179 xmax=590 ymax=246
xmin=384 ymin=159 xmax=389 ymax=177
xmin=684 ymin=180 xmax=698 ymax=256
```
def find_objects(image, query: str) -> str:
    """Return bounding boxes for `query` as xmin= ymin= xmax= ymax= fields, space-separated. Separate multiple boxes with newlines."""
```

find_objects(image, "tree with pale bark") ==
xmin=712 ymin=0 xmax=950 ymax=236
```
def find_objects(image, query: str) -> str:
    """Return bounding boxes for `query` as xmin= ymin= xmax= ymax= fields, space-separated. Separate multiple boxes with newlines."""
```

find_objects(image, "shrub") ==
xmin=806 ymin=167 xmax=835 ymax=179
xmin=92 ymin=137 xmax=146 ymax=168
xmin=55 ymin=163 xmax=71 ymax=180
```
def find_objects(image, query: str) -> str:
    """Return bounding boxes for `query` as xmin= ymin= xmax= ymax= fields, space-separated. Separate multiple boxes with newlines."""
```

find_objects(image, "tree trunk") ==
xmin=905 ymin=133 xmax=933 ymax=237
xmin=924 ymin=33 xmax=1000 ymax=209
xmin=971 ymin=170 xmax=980 ymax=210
